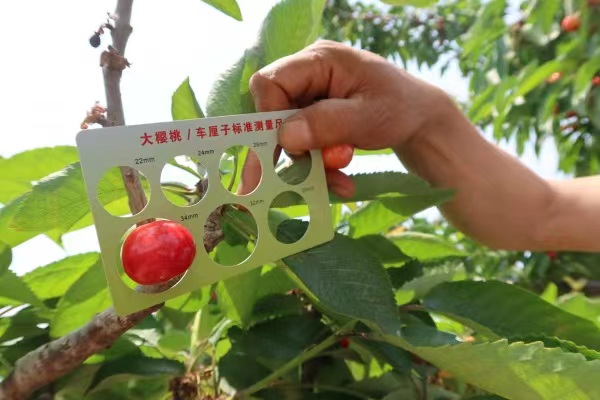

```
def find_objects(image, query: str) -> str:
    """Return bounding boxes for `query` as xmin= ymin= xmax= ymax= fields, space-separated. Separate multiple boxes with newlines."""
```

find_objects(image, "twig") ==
xmin=0 ymin=1 xmax=225 ymax=399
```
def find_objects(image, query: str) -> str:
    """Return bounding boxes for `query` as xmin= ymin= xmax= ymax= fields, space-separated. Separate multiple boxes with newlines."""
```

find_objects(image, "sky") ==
xmin=0 ymin=0 xmax=568 ymax=275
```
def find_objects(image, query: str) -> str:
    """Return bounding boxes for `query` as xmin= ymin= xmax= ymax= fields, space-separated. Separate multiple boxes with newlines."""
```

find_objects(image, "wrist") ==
xmin=391 ymin=90 xmax=466 ymax=182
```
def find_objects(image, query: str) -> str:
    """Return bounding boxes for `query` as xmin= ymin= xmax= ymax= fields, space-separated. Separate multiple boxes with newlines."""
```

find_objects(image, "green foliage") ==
xmin=0 ymin=146 xmax=79 ymax=204
xmin=323 ymin=0 xmax=600 ymax=176
xmin=1 ymin=1 xmax=600 ymax=399
xmin=49 ymin=258 xmax=111 ymax=338
xmin=171 ymin=77 xmax=205 ymax=120
xmin=424 ymin=281 xmax=600 ymax=350
xmin=200 ymin=0 xmax=243 ymax=21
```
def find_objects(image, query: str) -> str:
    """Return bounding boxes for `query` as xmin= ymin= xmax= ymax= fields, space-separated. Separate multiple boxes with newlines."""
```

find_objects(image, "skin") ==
xmin=240 ymin=40 xmax=600 ymax=253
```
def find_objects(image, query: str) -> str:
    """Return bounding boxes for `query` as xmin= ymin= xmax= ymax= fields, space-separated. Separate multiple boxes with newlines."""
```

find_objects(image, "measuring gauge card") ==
xmin=76 ymin=110 xmax=334 ymax=316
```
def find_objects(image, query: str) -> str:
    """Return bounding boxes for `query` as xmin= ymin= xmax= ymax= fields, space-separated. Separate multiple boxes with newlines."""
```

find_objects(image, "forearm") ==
xmin=393 ymin=95 xmax=560 ymax=251
xmin=542 ymin=176 xmax=600 ymax=251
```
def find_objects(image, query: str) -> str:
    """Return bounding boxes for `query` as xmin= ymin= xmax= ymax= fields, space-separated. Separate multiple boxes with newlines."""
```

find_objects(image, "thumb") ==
xmin=279 ymin=98 xmax=367 ymax=153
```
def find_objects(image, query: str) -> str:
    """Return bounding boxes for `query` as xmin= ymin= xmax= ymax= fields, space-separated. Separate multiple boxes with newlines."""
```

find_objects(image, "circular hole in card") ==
xmin=273 ymin=146 xmax=312 ymax=185
xmin=97 ymin=166 xmax=151 ymax=217
xmin=117 ymin=218 xmax=195 ymax=292
xmin=219 ymin=145 xmax=262 ymax=195
xmin=207 ymin=204 xmax=258 ymax=267
xmin=160 ymin=155 xmax=209 ymax=207
xmin=268 ymin=191 xmax=310 ymax=244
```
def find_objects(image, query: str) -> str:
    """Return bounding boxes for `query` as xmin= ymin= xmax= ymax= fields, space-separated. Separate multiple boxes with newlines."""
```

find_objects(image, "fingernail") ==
xmin=280 ymin=117 xmax=311 ymax=153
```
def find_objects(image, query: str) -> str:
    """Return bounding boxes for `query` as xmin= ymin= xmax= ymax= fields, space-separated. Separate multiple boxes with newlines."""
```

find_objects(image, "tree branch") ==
xmin=0 ymin=1 xmax=224 ymax=398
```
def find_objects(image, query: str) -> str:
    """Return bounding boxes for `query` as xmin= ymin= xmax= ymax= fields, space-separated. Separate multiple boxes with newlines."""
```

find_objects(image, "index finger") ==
xmin=248 ymin=40 xmax=362 ymax=112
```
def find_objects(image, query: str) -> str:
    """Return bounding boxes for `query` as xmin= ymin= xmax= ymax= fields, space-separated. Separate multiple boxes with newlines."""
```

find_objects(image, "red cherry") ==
xmin=339 ymin=337 xmax=350 ymax=348
xmin=561 ymin=15 xmax=581 ymax=32
xmin=565 ymin=110 xmax=577 ymax=118
xmin=322 ymin=144 xmax=354 ymax=170
xmin=593 ymin=76 xmax=600 ymax=87
xmin=121 ymin=220 xmax=196 ymax=285
xmin=546 ymin=251 xmax=558 ymax=261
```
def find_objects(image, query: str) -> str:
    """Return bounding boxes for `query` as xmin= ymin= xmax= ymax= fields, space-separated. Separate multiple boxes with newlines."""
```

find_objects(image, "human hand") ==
xmin=237 ymin=40 xmax=450 ymax=197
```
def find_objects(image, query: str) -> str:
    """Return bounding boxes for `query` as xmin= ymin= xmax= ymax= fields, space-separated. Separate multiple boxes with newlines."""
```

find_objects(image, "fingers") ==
xmin=236 ymin=150 xmax=262 ymax=196
xmin=277 ymin=98 xmax=369 ymax=153
xmin=326 ymin=169 xmax=355 ymax=199
xmin=236 ymin=146 xmax=356 ymax=199
xmin=249 ymin=40 xmax=361 ymax=112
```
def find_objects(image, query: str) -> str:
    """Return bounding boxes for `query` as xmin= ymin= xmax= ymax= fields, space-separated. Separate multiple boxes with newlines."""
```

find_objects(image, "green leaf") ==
xmin=510 ymin=334 xmax=600 ymax=361
xmin=86 ymin=356 xmax=185 ymax=394
xmin=171 ymin=77 xmax=205 ymax=120
xmin=219 ymin=265 xmax=262 ymax=327
xmin=573 ymin=55 xmax=600 ymax=99
xmin=0 ymin=241 xmax=11 ymax=275
xmin=347 ymin=372 xmax=413 ymax=398
xmin=349 ymin=191 xmax=452 ymax=238
xmin=0 ymin=196 xmax=43 ymax=247
xmin=384 ymin=336 xmax=600 ymax=400
xmin=271 ymin=172 xmax=452 ymax=209
xmin=0 ymin=307 xmax=47 ymax=344
xmin=22 ymin=253 xmax=99 ymax=301
xmin=0 ymin=146 xmax=79 ymax=203
xmin=250 ymin=294 xmax=305 ymax=326
xmin=1 ymin=334 xmax=49 ymax=365
xmin=395 ymin=263 xmax=466 ymax=305
xmin=348 ymin=200 xmax=410 ymax=239
xmin=11 ymin=162 xmax=139 ymax=235
xmin=11 ymin=163 xmax=88 ymax=232
xmin=280 ymin=220 xmax=402 ymax=335
xmin=229 ymin=314 xmax=326 ymax=363
xmin=206 ymin=54 xmax=253 ymax=117
xmin=219 ymin=314 xmax=327 ymax=389
xmin=0 ymin=269 xmax=48 ymax=311
xmin=218 ymin=353 xmax=271 ymax=390
xmin=50 ymin=259 xmax=112 ymax=338
xmin=331 ymin=171 xmax=454 ymax=204
xmin=158 ymin=330 xmax=191 ymax=354
xmin=219 ymin=263 xmax=296 ymax=328
xmin=258 ymin=0 xmax=325 ymax=65
xmin=557 ymin=293 xmax=600 ymax=329
xmin=164 ymin=289 xmax=208 ymax=313
xmin=330 ymin=173 xmax=453 ymax=238
xmin=355 ymin=235 xmax=410 ymax=265
xmin=206 ymin=0 xmax=326 ymax=116
xmin=380 ymin=0 xmax=436 ymax=6
xmin=515 ymin=60 xmax=561 ymax=98
xmin=588 ymin=87 xmax=600 ymax=130
xmin=388 ymin=232 xmax=467 ymax=262
xmin=200 ymin=0 xmax=242 ymax=21
xmin=423 ymin=281 xmax=600 ymax=351
xmin=86 ymin=336 xmax=143 ymax=364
